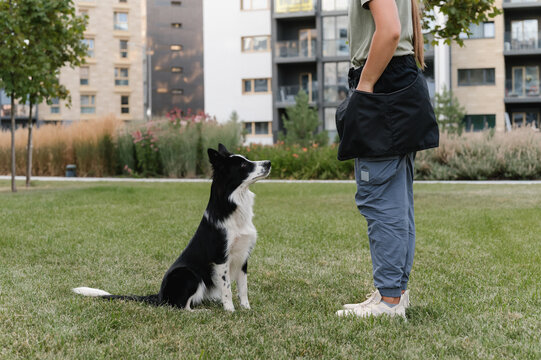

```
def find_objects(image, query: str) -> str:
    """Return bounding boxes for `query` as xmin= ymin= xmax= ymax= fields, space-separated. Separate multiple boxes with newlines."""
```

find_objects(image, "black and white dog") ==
xmin=73 ymin=144 xmax=271 ymax=312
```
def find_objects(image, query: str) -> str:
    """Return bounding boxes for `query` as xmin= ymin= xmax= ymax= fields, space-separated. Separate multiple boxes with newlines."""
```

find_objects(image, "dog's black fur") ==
xmin=73 ymin=144 xmax=271 ymax=311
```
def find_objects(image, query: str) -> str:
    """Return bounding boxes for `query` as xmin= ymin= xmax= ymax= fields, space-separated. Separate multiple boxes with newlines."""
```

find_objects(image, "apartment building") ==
xmin=37 ymin=0 xmax=145 ymax=124
xmin=451 ymin=0 xmax=541 ymax=131
xmin=271 ymin=0 xmax=348 ymax=141
xmin=147 ymin=0 xmax=204 ymax=117
xmin=203 ymin=0 xmax=274 ymax=145
xmin=502 ymin=0 xmax=541 ymax=129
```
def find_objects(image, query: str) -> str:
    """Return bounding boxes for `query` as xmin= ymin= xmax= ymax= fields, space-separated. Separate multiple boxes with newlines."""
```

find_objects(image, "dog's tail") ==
xmin=72 ymin=287 xmax=160 ymax=305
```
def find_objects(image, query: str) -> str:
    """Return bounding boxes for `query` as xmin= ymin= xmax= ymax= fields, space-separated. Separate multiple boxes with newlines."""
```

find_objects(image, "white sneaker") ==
xmin=402 ymin=289 xmax=410 ymax=308
xmin=342 ymin=290 xmax=379 ymax=310
xmin=336 ymin=290 xmax=406 ymax=319
xmin=343 ymin=289 xmax=410 ymax=309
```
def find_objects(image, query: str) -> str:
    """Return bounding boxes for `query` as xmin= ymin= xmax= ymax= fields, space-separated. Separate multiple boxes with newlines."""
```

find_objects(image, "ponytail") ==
xmin=411 ymin=0 xmax=425 ymax=69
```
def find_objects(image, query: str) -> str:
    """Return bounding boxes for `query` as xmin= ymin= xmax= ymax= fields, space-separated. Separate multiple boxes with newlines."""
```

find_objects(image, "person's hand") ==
xmin=356 ymin=79 xmax=374 ymax=93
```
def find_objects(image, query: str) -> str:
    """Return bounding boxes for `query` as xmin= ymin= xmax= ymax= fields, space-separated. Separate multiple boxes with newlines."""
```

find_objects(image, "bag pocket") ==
xmin=337 ymin=90 xmax=392 ymax=160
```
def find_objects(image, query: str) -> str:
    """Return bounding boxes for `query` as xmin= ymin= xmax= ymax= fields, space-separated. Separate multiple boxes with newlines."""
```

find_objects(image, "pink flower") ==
xmin=132 ymin=130 xmax=143 ymax=144
xmin=292 ymin=153 xmax=299 ymax=158
xmin=302 ymin=147 xmax=307 ymax=152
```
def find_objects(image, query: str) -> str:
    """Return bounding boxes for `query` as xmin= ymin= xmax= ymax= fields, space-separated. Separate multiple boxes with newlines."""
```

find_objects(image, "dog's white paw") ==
xmin=223 ymin=303 xmax=235 ymax=312
xmin=240 ymin=302 xmax=251 ymax=310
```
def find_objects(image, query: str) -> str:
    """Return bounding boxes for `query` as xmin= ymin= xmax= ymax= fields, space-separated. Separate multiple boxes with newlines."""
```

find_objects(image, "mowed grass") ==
xmin=1 ymin=180 xmax=540 ymax=359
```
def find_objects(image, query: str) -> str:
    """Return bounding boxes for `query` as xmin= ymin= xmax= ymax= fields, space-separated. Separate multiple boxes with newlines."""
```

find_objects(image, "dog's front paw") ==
xmin=223 ymin=302 xmax=235 ymax=312
xmin=240 ymin=301 xmax=251 ymax=310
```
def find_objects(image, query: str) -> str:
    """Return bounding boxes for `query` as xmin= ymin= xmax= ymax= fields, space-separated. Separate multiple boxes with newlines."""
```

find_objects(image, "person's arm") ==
xmin=356 ymin=0 xmax=401 ymax=93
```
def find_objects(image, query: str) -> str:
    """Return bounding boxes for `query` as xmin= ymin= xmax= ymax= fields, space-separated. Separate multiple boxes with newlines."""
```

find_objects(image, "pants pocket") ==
xmin=355 ymin=157 xmax=401 ymax=186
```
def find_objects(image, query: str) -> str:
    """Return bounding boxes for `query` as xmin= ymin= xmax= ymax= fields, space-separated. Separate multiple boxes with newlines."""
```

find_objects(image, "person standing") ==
xmin=335 ymin=0 xmax=438 ymax=319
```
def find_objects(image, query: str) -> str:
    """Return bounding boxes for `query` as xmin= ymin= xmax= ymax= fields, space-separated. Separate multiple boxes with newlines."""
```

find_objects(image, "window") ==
xmin=244 ymin=121 xmax=271 ymax=135
xmin=121 ymin=95 xmax=129 ymax=114
xmin=324 ymin=107 xmax=337 ymax=131
xmin=244 ymin=122 xmax=252 ymax=134
xmin=323 ymin=16 xmax=348 ymax=57
xmin=119 ymin=39 xmax=128 ymax=58
xmin=242 ymin=78 xmax=270 ymax=94
xmin=171 ymin=89 xmax=184 ymax=95
xmin=511 ymin=19 xmax=538 ymax=50
xmin=171 ymin=67 xmax=183 ymax=73
xmin=81 ymin=95 xmax=96 ymax=114
xmin=463 ymin=114 xmax=495 ymax=132
xmin=458 ymin=68 xmax=495 ymax=86
xmin=171 ymin=1 xmax=181 ymax=5
xmin=82 ymin=38 xmax=94 ymax=58
xmin=241 ymin=0 xmax=269 ymax=10
xmin=114 ymin=12 xmax=128 ymax=30
xmin=459 ymin=22 xmax=495 ymax=39
xmin=119 ymin=0 xmax=127 ymax=3
xmin=322 ymin=0 xmax=348 ymax=11
xmin=115 ymin=67 xmax=129 ymax=86
xmin=50 ymin=98 xmax=60 ymax=114
xmin=171 ymin=23 xmax=182 ymax=28
xmin=254 ymin=122 xmax=269 ymax=135
xmin=157 ymin=88 xmax=168 ymax=93
xmin=511 ymin=112 xmax=540 ymax=128
xmin=323 ymin=61 xmax=349 ymax=102
xmin=170 ymin=44 xmax=183 ymax=51
xmin=512 ymin=66 xmax=539 ymax=96
xmin=80 ymin=66 xmax=89 ymax=85
xmin=242 ymin=36 xmax=270 ymax=52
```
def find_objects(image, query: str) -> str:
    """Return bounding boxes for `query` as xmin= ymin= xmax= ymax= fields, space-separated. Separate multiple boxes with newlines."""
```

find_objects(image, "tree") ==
xmin=279 ymin=90 xmax=328 ymax=147
xmin=0 ymin=0 xmax=26 ymax=192
xmin=423 ymin=0 xmax=502 ymax=46
xmin=0 ymin=0 xmax=86 ymax=192
xmin=433 ymin=87 xmax=466 ymax=135
xmin=18 ymin=0 xmax=87 ymax=187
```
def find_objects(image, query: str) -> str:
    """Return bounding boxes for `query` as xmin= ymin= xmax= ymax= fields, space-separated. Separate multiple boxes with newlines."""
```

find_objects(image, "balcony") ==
xmin=273 ymin=0 xmax=316 ymax=18
xmin=321 ymin=0 xmax=348 ymax=12
xmin=503 ymin=0 xmax=541 ymax=9
xmin=322 ymin=39 xmax=349 ymax=58
xmin=275 ymin=39 xmax=317 ymax=62
xmin=505 ymin=78 xmax=541 ymax=103
xmin=276 ymin=82 xmax=318 ymax=107
xmin=504 ymin=31 xmax=541 ymax=55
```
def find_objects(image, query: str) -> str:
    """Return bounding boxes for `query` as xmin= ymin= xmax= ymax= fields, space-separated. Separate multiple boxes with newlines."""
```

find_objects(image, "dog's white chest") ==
xmin=225 ymin=188 xmax=257 ymax=255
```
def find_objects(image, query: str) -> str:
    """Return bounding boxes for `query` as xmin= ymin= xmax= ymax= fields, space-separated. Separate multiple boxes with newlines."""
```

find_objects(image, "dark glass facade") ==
xmin=147 ymin=0 xmax=204 ymax=117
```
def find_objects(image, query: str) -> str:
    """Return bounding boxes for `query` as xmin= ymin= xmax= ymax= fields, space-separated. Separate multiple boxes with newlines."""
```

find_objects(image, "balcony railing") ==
xmin=277 ymin=83 xmax=318 ymax=104
xmin=274 ymin=0 xmax=316 ymax=14
xmin=321 ymin=0 xmax=348 ymax=12
xmin=322 ymin=39 xmax=349 ymax=57
xmin=323 ymin=85 xmax=348 ymax=103
xmin=504 ymin=0 xmax=541 ymax=4
xmin=505 ymin=78 xmax=541 ymax=100
xmin=275 ymin=39 xmax=317 ymax=58
xmin=504 ymin=31 xmax=541 ymax=52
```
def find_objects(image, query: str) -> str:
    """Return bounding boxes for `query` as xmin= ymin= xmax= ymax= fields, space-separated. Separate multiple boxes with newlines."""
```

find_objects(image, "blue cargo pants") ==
xmin=354 ymin=153 xmax=416 ymax=298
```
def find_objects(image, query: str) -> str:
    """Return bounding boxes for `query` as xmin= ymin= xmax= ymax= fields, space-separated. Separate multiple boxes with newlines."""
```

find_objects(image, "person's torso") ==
xmin=348 ymin=0 xmax=414 ymax=68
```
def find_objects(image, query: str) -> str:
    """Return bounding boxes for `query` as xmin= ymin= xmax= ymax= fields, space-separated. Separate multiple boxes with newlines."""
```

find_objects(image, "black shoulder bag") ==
xmin=335 ymin=68 xmax=439 ymax=160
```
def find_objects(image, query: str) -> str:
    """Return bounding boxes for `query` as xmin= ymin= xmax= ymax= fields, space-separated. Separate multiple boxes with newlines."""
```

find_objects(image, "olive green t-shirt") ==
xmin=348 ymin=0 xmax=414 ymax=68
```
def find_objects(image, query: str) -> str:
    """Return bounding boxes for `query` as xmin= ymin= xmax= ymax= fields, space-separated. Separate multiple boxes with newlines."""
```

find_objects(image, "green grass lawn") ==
xmin=1 ymin=180 xmax=540 ymax=359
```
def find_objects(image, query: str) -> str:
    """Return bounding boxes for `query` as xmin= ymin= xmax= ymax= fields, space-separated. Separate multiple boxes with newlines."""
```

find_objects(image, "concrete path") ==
xmin=1 ymin=175 xmax=541 ymax=185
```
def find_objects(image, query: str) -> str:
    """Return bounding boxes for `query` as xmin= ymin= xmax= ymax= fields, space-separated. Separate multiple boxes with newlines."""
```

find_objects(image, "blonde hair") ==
xmin=411 ymin=0 xmax=425 ymax=69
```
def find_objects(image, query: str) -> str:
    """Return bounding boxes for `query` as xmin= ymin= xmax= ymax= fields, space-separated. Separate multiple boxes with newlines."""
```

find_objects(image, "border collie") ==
xmin=73 ymin=144 xmax=271 ymax=312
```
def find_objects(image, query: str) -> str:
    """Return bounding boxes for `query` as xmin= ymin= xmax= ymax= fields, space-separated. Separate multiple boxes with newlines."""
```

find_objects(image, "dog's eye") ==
xmin=241 ymin=162 xmax=247 ymax=168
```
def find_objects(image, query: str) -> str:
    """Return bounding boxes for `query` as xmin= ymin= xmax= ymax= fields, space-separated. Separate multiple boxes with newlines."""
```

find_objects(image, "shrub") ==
xmin=279 ymin=90 xmax=328 ymax=147
xmin=0 ymin=116 xmax=120 ymax=177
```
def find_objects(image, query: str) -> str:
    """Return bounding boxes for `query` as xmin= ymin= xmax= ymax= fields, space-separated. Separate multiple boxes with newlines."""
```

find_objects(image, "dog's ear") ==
xmin=218 ymin=143 xmax=230 ymax=156
xmin=207 ymin=148 xmax=223 ymax=165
